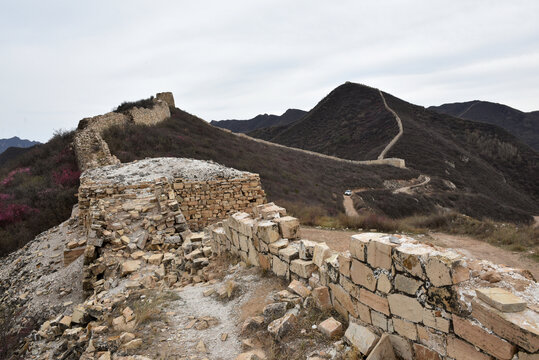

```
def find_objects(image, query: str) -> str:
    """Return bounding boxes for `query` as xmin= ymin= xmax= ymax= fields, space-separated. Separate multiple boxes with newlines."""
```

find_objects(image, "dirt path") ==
xmin=342 ymin=195 xmax=359 ymax=217
xmin=458 ymin=101 xmax=478 ymax=117
xmin=300 ymin=226 xmax=538 ymax=279
xmin=393 ymin=175 xmax=431 ymax=194
xmin=378 ymin=90 xmax=404 ymax=160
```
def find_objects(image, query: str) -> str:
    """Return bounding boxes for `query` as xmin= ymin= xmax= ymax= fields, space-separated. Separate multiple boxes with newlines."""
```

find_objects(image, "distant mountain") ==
xmin=248 ymin=82 xmax=538 ymax=222
xmin=429 ymin=101 xmax=539 ymax=151
xmin=0 ymin=136 xmax=40 ymax=154
xmin=211 ymin=108 xmax=306 ymax=133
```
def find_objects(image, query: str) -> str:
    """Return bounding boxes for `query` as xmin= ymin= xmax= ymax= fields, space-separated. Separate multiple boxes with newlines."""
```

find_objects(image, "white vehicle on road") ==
xmin=344 ymin=190 xmax=352 ymax=196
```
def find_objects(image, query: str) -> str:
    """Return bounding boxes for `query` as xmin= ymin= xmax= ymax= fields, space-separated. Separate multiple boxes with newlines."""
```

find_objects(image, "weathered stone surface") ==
xmin=366 ymin=238 xmax=395 ymax=270
xmin=329 ymin=283 xmax=358 ymax=317
xmin=394 ymin=274 xmax=421 ymax=295
xmin=350 ymin=259 xmax=377 ymax=291
xmin=413 ymin=343 xmax=442 ymax=360
xmin=269 ymin=239 xmax=289 ymax=255
xmin=121 ymin=260 xmax=141 ymax=276
xmin=370 ymin=311 xmax=388 ymax=331
xmin=263 ymin=302 xmax=287 ymax=323
xmin=388 ymin=294 xmax=423 ymax=322
xmin=312 ymin=286 xmax=332 ymax=311
xmin=148 ymin=253 xmax=164 ymax=265
xmin=268 ymin=313 xmax=297 ymax=339
xmin=517 ymin=352 xmax=539 ymax=360
xmin=475 ymin=287 xmax=527 ymax=313
xmin=299 ymin=239 xmax=317 ymax=260
xmin=288 ymin=280 xmax=311 ymax=298
xmin=366 ymin=334 xmax=396 ymax=360
xmin=290 ymin=259 xmax=316 ymax=278
xmin=337 ymin=251 xmax=351 ymax=277
xmin=452 ymin=315 xmax=516 ymax=359
xmin=242 ymin=316 xmax=265 ymax=334
xmin=447 ymin=336 xmax=492 ymax=360
xmin=422 ymin=309 xmax=450 ymax=333
xmin=394 ymin=244 xmax=430 ymax=279
xmin=393 ymin=317 xmax=417 ymax=340
xmin=344 ymin=320 xmax=380 ymax=356
xmin=318 ymin=317 xmax=343 ymax=338
xmin=425 ymin=255 xmax=456 ymax=287
xmin=389 ymin=334 xmax=413 ymax=360
xmin=417 ymin=325 xmax=446 ymax=356
xmin=471 ymin=298 xmax=539 ymax=353
xmin=377 ymin=273 xmax=392 ymax=293
xmin=312 ymin=242 xmax=331 ymax=268
xmin=360 ymin=288 xmax=389 ymax=316
xmin=350 ymin=233 xmax=384 ymax=261
xmin=272 ymin=256 xmax=289 ymax=278
xmin=279 ymin=246 xmax=299 ymax=262
xmin=356 ymin=301 xmax=372 ymax=324
xmin=257 ymin=221 xmax=280 ymax=244
xmin=274 ymin=216 xmax=299 ymax=239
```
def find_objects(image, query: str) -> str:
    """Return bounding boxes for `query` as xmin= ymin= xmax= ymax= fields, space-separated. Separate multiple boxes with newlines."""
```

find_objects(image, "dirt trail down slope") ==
xmin=343 ymin=195 xmax=359 ymax=217
xmin=377 ymin=90 xmax=404 ymax=160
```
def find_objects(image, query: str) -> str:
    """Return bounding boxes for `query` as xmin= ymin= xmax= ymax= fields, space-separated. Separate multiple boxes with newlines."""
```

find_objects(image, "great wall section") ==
xmin=1 ymin=92 xmax=537 ymax=359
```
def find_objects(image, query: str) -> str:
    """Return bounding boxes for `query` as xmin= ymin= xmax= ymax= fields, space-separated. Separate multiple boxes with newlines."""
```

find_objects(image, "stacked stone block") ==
xmin=209 ymin=204 xmax=539 ymax=360
xmin=173 ymin=174 xmax=265 ymax=231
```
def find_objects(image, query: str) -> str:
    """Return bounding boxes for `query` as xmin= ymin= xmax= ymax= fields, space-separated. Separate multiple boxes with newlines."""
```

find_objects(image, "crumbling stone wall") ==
xmin=73 ymin=92 xmax=174 ymax=171
xmin=173 ymin=175 xmax=266 ymax=231
xmin=209 ymin=204 xmax=539 ymax=359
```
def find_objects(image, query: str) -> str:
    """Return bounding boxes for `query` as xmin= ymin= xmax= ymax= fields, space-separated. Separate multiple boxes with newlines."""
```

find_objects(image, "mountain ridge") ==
xmin=429 ymin=100 xmax=539 ymax=151
xmin=211 ymin=108 xmax=306 ymax=133
xmin=0 ymin=136 xmax=40 ymax=155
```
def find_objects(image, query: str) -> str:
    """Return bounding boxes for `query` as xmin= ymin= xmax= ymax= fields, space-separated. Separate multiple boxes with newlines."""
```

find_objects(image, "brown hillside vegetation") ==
xmin=430 ymin=100 xmax=539 ymax=151
xmin=102 ymin=107 xmax=418 ymax=217
xmin=250 ymin=82 xmax=538 ymax=223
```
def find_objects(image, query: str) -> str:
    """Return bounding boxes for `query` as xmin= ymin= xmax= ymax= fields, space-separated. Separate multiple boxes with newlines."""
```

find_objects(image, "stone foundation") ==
xmin=208 ymin=203 xmax=539 ymax=359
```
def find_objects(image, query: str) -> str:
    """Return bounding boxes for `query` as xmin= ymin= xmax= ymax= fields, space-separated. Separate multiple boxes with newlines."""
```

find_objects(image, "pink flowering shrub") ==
xmin=0 ymin=167 xmax=31 ymax=187
xmin=0 ymin=203 xmax=38 ymax=226
xmin=0 ymin=193 xmax=13 ymax=201
xmin=52 ymin=168 xmax=81 ymax=187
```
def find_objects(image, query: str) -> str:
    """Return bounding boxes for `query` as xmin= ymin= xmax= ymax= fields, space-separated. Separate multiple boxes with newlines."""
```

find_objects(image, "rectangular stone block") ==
xmin=337 ymin=251 xmax=351 ymax=277
xmin=366 ymin=333 xmax=396 ymax=360
xmin=279 ymin=246 xmax=299 ymax=262
xmin=422 ymin=309 xmax=450 ymax=333
xmin=269 ymin=239 xmax=289 ymax=255
xmin=256 ymin=220 xmax=280 ymax=244
xmin=313 ymin=242 xmax=331 ymax=267
xmin=447 ymin=336 xmax=492 ymax=360
xmin=413 ymin=343 xmax=442 ymax=360
xmin=417 ymin=325 xmax=446 ymax=356
xmin=393 ymin=317 xmax=417 ymax=341
xmin=274 ymin=216 xmax=299 ymax=239
xmin=475 ymin=287 xmax=527 ymax=313
xmin=367 ymin=238 xmax=396 ymax=270
xmin=290 ymin=259 xmax=316 ymax=279
xmin=351 ymin=259 xmax=377 ymax=291
xmin=360 ymin=288 xmax=389 ymax=316
xmin=272 ymin=255 xmax=289 ymax=279
xmin=350 ymin=233 xmax=371 ymax=261
xmin=329 ymin=283 xmax=358 ymax=318
xmin=393 ymin=244 xmax=430 ymax=279
xmin=452 ymin=314 xmax=516 ymax=359
xmin=388 ymin=294 xmax=422 ymax=322
xmin=345 ymin=319 xmax=380 ymax=356
xmin=388 ymin=334 xmax=413 ymax=360
xmin=471 ymin=298 xmax=539 ymax=353
xmin=394 ymin=274 xmax=422 ymax=295
xmin=299 ymin=239 xmax=317 ymax=260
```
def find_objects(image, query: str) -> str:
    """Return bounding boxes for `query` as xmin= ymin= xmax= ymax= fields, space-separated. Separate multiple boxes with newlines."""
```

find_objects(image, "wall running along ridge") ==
xmin=73 ymin=93 xmax=173 ymax=172
xmin=208 ymin=204 xmax=539 ymax=359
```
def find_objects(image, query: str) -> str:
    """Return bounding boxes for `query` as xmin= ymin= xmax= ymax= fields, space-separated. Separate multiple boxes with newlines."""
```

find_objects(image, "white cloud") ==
xmin=0 ymin=0 xmax=538 ymax=141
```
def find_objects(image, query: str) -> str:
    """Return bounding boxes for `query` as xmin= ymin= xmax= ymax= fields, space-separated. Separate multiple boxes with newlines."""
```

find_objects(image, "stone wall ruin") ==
xmin=208 ymin=204 xmax=539 ymax=359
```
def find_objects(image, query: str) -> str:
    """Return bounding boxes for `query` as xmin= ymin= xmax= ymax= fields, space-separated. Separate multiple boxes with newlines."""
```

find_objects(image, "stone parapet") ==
xmin=208 ymin=204 xmax=539 ymax=359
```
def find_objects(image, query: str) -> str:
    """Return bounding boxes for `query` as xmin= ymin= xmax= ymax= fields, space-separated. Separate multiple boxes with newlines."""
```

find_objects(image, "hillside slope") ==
xmin=249 ymin=82 xmax=538 ymax=222
xmin=429 ymin=101 xmax=539 ymax=151
xmin=103 ymin=107 xmax=417 ymax=216
xmin=211 ymin=108 xmax=306 ymax=133
xmin=0 ymin=136 xmax=40 ymax=154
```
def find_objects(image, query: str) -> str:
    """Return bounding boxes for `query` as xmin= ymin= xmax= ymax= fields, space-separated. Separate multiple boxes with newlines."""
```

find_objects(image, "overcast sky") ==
xmin=1 ymin=1 xmax=538 ymax=142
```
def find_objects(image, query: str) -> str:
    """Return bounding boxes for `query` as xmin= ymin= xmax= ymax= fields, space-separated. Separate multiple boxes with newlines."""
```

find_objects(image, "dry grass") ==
xmin=130 ymin=290 xmax=181 ymax=327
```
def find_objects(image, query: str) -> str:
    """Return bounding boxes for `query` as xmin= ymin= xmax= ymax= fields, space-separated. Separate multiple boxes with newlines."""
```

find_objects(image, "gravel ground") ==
xmin=81 ymin=157 xmax=253 ymax=184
